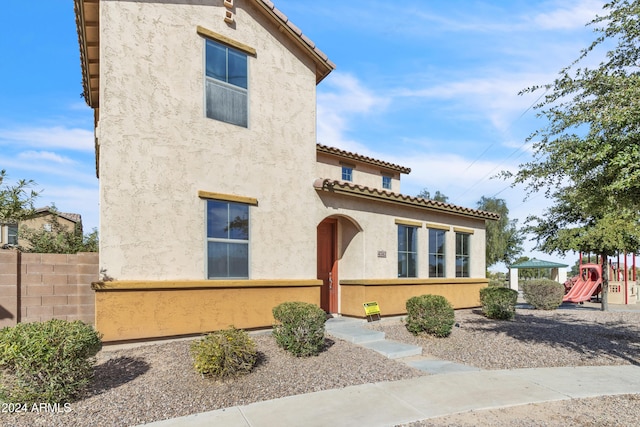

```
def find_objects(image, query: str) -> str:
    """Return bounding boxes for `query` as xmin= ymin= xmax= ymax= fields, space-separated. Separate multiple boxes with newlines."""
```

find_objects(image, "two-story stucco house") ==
xmin=1 ymin=207 xmax=82 ymax=250
xmin=75 ymin=0 xmax=498 ymax=341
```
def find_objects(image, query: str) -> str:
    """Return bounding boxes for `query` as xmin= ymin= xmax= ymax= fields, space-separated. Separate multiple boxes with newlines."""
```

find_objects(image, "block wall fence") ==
xmin=0 ymin=251 xmax=98 ymax=327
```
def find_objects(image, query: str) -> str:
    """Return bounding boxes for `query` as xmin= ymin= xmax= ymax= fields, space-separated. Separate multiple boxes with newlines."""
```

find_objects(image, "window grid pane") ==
xmin=382 ymin=176 xmax=392 ymax=189
xmin=398 ymin=225 xmax=417 ymax=278
xmin=455 ymin=233 xmax=470 ymax=278
xmin=429 ymin=229 xmax=446 ymax=278
xmin=205 ymin=39 xmax=248 ymax=127
xmin=341 ymin=167 xmax=353 ymax=181
xmin=207 ymin=200 xmax=249 ymax=279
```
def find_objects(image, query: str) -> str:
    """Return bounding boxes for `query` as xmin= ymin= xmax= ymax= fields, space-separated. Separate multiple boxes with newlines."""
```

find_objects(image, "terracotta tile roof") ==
xmin=313 ymin=178 xmax=500 ymax=221
xmin=317 ymin=144 xmax=412 ymax=174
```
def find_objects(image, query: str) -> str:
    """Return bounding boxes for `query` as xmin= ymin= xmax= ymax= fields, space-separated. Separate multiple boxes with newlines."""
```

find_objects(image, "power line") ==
xmin=450 ymin=88 xmax=548 ymax=203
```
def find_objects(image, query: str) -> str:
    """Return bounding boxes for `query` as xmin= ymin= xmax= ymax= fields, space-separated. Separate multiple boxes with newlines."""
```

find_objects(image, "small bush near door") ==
xmin=272 ymin=302 xmax=327 ymax=357
xmin=405 ymin=294 xmax=455 ymax=337
xmin=521 ymin=279 xmax=564 ymax=310
xmin=480 ymin=287 xmax=518 ymax=320
xmin=190 ymin=327 xmax=257 ymax=379
xmin=0 ymin=320 xmax=102 ymax=404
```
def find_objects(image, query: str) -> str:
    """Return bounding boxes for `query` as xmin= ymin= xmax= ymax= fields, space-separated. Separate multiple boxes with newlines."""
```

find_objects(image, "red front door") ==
xmin=317 ymin=219 xmax=338 ymax=313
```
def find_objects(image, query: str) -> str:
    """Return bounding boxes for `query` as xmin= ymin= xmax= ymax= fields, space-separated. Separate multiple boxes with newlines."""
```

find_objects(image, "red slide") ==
xmin=563 ymin=264 xmax=602 ymax=303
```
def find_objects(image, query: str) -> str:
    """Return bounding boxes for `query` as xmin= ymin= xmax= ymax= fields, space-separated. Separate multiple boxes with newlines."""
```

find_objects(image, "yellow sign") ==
xmin=363 ymin=301 xmax=381 ymax=316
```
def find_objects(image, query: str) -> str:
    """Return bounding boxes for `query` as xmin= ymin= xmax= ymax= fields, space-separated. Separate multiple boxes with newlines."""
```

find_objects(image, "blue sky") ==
xmin=0 ymin=0 xmax=609 ymax=270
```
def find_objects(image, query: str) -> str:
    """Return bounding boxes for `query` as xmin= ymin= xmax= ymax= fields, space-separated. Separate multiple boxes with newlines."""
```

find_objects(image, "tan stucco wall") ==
xmin=340 ymin=279 xmax=488 ymax=317
xmin=313 ymin=192 xmax=487 ymax=282
xmin=94 ymin=279 xmax=321 ymax=341
xmin=98 ymin=0 xmax=320 ymax=280
xmin=315 ymin=153 xmax=401 ymax=192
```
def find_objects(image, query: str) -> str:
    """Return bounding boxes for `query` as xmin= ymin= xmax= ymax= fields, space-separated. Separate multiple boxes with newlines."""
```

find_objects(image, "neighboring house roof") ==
xmin=509 ymin=258 xmax=569 ymax=269
xmin=32 ymin=207 xmax=82 ymax=224
xmin=317 ymin=144 xmax=412 ymax=174
xmin=313 ymin=178 xmax=500 ymax=221
xmin=74 ymin=0 xmax=336 ymax=110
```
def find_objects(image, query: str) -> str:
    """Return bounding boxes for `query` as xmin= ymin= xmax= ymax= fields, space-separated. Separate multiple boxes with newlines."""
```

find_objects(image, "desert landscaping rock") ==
xmin=0 ymin=306 xmax=638 ymax=426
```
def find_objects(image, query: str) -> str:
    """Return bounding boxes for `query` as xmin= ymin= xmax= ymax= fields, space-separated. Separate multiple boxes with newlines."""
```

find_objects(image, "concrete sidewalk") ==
xmin=141 ymin=365 xmax=640 ymax=427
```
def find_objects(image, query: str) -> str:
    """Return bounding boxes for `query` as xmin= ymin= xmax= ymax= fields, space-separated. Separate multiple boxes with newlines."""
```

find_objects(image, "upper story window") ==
xmin=382 ymin=175 xmax=392 ymax=190
xmin=398 ymin=224 xmax=417 ymax=278
xmin=206 ymin=199 xmax=249 ymax=279
xmin=341 ymin=166 xmax=353 ymax=181
xmin=428 ymin=228 xmax=446 ymax=278
xmin=455 ymin=232 xmax=470 ymax=278
xmin=205 ymin=39 xmax=248 ymax=127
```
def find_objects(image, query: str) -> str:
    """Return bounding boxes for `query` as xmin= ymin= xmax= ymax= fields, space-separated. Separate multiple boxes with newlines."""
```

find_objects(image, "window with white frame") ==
xmin=429 ymin=228 xmax=446 ymax=277
xmin=455 ymin=232 xmax=470 ymax=278
xmin=341 ymin=166 xmax=353 ymax=181
xmin=206 ymin=199 xmax=249 ymax=278
xmin=8 ymin=224 xmax=18 ymax=245
xmin=205 ymin=39 xmax=248 ymax=127
xmin=382 ymin=175 xmax=392 ymax=189
xmin=398 ymin=224 xmax=417 ymax=277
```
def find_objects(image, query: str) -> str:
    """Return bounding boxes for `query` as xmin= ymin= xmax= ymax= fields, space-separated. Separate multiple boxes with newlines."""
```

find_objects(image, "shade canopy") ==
xmin=509 ymin=258 xmax=568 ymax=269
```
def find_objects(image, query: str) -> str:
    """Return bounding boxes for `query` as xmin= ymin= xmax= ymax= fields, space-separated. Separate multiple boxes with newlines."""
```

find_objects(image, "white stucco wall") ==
xmin=98 ymin=0 xmax=320 ymax=280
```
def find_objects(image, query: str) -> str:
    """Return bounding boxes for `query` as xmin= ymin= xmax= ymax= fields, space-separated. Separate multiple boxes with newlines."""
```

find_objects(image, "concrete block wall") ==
xmin=0 ymin=251 xmax=98 ymax=327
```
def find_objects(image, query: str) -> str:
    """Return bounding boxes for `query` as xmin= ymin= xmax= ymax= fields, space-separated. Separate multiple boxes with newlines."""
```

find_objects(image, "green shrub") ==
xmin=0 ymin=320 xmax=102 ymax=404
xmin=272 ymin=302 xmax=326 ymax=357
xmin=488 ymin=278 xmax=507 ymax=287
xmin=521 ymin=279 xmax=564 ymax=310
xmin=479 ymin=287 xmax=518 ymax=320
xmin=190 ymin=327 xmax=257 ymax=379
xmin=405 ymin=294 xmax=455 ymax=337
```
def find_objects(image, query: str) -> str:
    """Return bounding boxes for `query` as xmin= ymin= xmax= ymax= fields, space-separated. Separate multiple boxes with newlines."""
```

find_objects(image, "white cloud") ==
xmin=18 ymin=150 xmax=75 ymax=164
xmin=40 ymin=185 xmax=99 ymax=231
xmin=317 ymin=72 xmax=391 ymax=152
xmin=532 ymin=0 xmax=605 ymax=30
xmin=0 ymin=126 xmax=94 ymax=152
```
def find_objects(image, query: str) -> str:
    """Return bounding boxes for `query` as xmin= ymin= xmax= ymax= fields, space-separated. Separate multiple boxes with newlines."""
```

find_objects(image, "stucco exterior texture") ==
xmin=90 ymin=0 xmax=490 ymax=341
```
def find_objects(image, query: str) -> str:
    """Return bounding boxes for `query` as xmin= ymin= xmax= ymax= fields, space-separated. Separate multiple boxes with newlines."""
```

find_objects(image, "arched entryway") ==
xmin=317 ymin=215 xmax=362 ymax=313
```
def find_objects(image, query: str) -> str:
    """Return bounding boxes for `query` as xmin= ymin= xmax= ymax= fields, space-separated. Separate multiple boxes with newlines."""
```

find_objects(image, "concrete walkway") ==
xmin=140 ymin=312 xmax=640 ymax=427
xmin=142 ymin=365 xmax=640 ymax=427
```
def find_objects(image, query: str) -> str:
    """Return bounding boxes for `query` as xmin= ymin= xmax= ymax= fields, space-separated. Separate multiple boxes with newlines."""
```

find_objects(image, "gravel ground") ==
xmin=0 ymin=304 xmax=638 ymax=427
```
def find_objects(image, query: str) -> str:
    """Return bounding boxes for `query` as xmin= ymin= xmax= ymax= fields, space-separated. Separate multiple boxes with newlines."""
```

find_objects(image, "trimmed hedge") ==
xmin=0 ymin=320 xmax=102 ymax=404
xmin=405 ymin=294 xmax=455 ymax=337
xmin=190 ymin=327 xmax=257 ymax=378
xmin=479 ymin=287 xmax=518 ymax=320
xmin=272 ymin=302 xmax=327 ymax=357
xmin=521 ymin=279 xmax=564 ymax=310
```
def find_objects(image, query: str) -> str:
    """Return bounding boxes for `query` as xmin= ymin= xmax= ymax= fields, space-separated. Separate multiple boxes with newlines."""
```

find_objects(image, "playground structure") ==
xmin=563 ymin=253 xmax=639 ymax=305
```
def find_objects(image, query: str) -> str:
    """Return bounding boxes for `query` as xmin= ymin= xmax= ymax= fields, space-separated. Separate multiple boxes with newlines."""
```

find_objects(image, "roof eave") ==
xmin=314 ymin=179 xmax=501 ymax=221
xmin=316 ymin=144 xmax=411 ymax=174
xmin=252 ymin=0 xmax=335 ymax=84
xmin=74 ymin=0 xmax=100 ymax=109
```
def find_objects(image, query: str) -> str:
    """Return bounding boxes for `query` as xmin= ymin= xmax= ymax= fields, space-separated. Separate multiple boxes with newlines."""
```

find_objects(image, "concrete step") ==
xmin=327 ymin=327 xmax=385 ymax=344
xmin=361 ymin=339 xmax=423 ymax=359
xmin=325 ymin=317 xmax=365 ymax=330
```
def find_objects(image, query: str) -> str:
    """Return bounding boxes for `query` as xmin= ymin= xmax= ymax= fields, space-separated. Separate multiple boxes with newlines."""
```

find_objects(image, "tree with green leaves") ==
xmin=506 ymin=0 xmax=640 ymax=310
xmin=477 ymin=196 xmax=523 ymax=268
xmin=0 ymin=169 xmax=40 ymax=223
xmin=416 ymin=188 xmax=449 ymax=203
